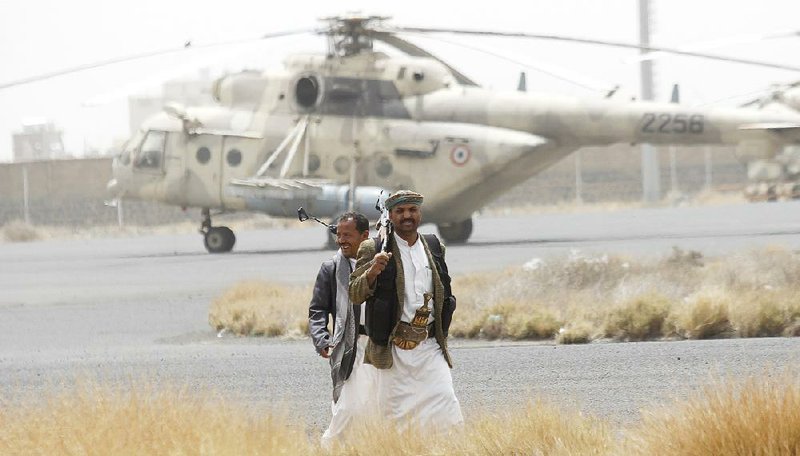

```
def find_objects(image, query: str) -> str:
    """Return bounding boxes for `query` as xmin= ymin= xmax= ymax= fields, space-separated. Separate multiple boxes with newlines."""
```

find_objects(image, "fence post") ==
xmin=117 ymin=199 xmax=124 ymax=227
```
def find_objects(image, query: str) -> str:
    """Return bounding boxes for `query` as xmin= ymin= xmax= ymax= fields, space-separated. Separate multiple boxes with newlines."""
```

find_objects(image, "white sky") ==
xmin=1 ymin=0 xmax=799 ymax=161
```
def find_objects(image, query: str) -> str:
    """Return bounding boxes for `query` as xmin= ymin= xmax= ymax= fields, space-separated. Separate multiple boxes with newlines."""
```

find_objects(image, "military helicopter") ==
xmin=736 ymin=80 xmax=800 ymax=201
xmin=9 ymin=15 xmax=800 ymax=252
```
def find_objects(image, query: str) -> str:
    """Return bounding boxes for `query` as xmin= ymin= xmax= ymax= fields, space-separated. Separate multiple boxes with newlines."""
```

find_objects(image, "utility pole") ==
xmin=22 ymin=165 xmax=31 ymax=224
xmin=668 ymin=84 xmax=681 ymax=199
xmin=639 ymin=0 xmax=660 ymax=203
xmin=575 ymin=150 xmax=584 ymax=204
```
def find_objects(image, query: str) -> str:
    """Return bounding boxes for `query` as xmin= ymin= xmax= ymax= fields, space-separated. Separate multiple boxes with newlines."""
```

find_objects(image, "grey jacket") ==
xmin=308 ymin=259 xmax=362 ymax=354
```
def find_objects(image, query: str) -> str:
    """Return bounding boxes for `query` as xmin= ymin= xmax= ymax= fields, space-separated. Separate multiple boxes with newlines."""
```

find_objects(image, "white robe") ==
xmin=379 ymin=337 xmax=463 ymax=432
xmin=321 ymin=335 xmax=379 ymax=446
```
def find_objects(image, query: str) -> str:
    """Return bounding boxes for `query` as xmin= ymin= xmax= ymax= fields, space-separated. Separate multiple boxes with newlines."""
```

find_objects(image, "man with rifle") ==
xmin=350 ymin=190 xmax=463 ymax=429
xmin=308 ymin=211 xmax=378 ymax=445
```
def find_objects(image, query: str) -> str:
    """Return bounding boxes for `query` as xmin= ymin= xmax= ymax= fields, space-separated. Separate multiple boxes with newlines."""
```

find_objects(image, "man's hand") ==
xmin=320 ymin=346 xmax=331 ymax=358
xmin=367 ymin=251 xmax=392 ymax=285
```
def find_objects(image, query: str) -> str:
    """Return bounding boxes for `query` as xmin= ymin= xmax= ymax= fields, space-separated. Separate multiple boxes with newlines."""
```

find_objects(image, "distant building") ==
xmin=127 ymin=70 xmax=216 ymax=135
xmin=12 ymin=121 xmax=66 ymax=162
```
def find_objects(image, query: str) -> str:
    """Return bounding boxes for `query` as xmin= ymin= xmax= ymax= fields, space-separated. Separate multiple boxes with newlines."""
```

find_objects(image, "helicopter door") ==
xmin=183 ymin=134 xmax=223 ymax=208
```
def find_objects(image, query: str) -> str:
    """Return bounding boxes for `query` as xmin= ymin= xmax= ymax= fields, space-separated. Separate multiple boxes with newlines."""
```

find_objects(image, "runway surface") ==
xmin=1 ymin=200 xmax=800 ymax=429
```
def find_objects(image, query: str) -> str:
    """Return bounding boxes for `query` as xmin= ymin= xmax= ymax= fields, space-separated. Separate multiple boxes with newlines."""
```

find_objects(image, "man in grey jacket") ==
xmin=308 ymin=211 xmax=377 ymax=445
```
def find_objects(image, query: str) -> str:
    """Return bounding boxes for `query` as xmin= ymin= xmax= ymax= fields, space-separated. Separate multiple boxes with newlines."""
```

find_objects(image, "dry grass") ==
xmin=624 ymin=373 xmax=800 ymax=455
xmin=729 ymin=290 xmax=793 ymax=338
xmin=333 ymin=399 xmax=613 ymax=455
xmin=208 ymin=281 xmax=311 ymax=337
xmin=556 ymin=320 xmax=595 ymax=344
xmin=603 ymin=294 xmax=671 ymax=341
xmin=209 ymin=247 xmax=800 ymax=343
xmin=0 ymin=384 xmax=613 ymax=456
xmin=0 ymin=382 xmax=311 ymax=455
xmin=4 ymin=373 xmax=800 ymax=455
xmin=1 ymin=219 xmax=41 ymax=242
xmin=449 ymin=299 xmax=560 ymax=340
xmin=668 ymin=289 xmax=733 ymax=339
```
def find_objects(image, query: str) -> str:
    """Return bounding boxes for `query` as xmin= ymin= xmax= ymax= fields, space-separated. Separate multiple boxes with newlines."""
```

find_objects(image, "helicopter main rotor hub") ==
xmin=320 ymin=14 xmax=390 ymax=57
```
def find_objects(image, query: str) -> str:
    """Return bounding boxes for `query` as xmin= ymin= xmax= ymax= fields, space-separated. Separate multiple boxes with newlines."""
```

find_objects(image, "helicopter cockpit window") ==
xmin=134 ymin=130 xmax=166 ymax=170
xmin=374 ymin=80 xmax=410 ymax=118
xmin=321 ymin=77 xmax=410 ymax=119
xmin=323 ymin=78 xmax=361 ymax=116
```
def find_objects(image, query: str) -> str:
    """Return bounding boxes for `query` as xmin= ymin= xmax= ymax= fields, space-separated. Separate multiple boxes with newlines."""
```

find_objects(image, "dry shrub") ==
xmin=625 ymin=373 xmax=800 ymax=455
xmin=206 ymin=248 xmax=800 ymax=343
xmin=668 ymin=290 xmax=733 ymax=339
xmin=451 ymin=300 xmax=560 ymax=340
xmin=665 ymin=246 xmax=704 ymax=268
xmin=4 ymin=374 xmax=800 ymax=455
xmin=784 ymin=320 xmax=800 ymax=337
xmin=604 ymin=294 xmax=672 ymax=341
xmin=0 ymin=383 xmax=310 ymax=455
xmin=729 ymin=290 xmax=791 ymax=338
xmin=1 ymin=220 xmax=41 ymax=242
xmin=556 ymin=320 xmax=595 ymax=344
xmin=208 ymin=281 xmax=311 ymax=337
xmin=448 ymin=313 xmax=484 ymax=339
xmin=539 ymin=251 xmax=634 ymax=291
xmin=708 ymin=246 xmax=800 ymax=291
xmin=331 ymin=416 xmax=439 ymax=455
xmin=335 ymin=400 xmax=614 ymax=456
xmin=451 ymin=399 xmax=614 ymax=456
xmin=505 ymin=307 xmax=561 ymax=340
xmin=784 ymin=295 xmax=800 ymax=336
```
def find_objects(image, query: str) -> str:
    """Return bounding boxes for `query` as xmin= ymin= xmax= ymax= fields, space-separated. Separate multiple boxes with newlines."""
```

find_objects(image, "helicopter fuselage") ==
xmin=110 ymin=50 xmax=800 ymax=246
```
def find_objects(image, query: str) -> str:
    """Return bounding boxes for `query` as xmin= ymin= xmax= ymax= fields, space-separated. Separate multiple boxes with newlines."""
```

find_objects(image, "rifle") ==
xmin=297 ymin=207 xmax=337 ymax=234
xmin=375 ymin=192 xmax=392 ymax=253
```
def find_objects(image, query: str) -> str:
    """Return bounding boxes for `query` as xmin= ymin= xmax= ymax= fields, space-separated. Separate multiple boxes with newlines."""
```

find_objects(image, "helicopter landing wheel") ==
xmin=204 ymin=226 xmax=236 ymax=253
xmin=436 ymin=218 xmax=473 ymax=245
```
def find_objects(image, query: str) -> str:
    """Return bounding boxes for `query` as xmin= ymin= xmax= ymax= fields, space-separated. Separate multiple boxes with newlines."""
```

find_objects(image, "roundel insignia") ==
xmin=450 ymin=145 xmax=471 ymax=166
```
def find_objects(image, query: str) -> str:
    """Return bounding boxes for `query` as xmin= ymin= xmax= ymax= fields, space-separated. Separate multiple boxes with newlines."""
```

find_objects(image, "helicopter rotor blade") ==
xmin=371 ymin=32 xmax=478 ymax=86
xmin=0 ymin=28 xmax=318 ymax=91
xmin=390 ymin=26 xmax=800 ymax=73
xmin=628 ymin=29 xmax=800 ymax=65
xmin=390 ymin=31 xmax=617 ymax=93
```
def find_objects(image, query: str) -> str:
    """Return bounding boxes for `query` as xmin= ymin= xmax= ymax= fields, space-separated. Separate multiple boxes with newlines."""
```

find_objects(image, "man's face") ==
xmin=336 ymin=218 xmax=368 ymax=258
xmin=389 ymin=203 xmax=421 ymax=237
